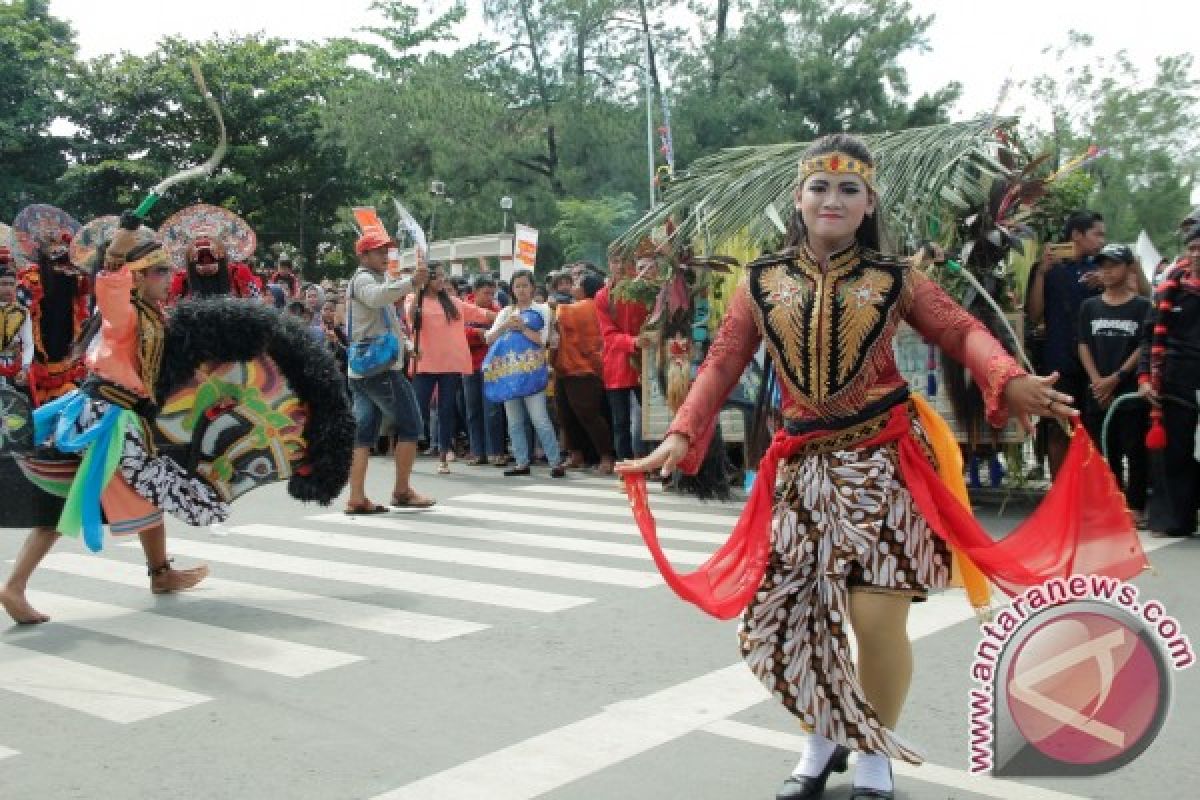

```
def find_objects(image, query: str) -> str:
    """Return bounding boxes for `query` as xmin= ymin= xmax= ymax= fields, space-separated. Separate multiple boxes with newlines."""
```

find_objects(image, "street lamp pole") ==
xmin=500 ymin=196 xmax=513 ymax=232
xmin=430 ymin=180 xmax=445 ymax=241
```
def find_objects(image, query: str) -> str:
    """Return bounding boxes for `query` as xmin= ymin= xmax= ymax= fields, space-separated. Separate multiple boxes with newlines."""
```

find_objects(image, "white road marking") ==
xmin=230 ymin=523 xmax=662 ymax=588
xmin=372 ymin=592 xmax=979 ymax=798
xmin=702 ymin=719 xmax=1087 ymax=800
xmin=0 ymin=745 xmax=20 ymax=760
xmin=121 ymin=539 xmax=591 ymax=613
xmin=39 ymin=553 xmax=487 ymax=642
xmin=0 ymin=643 xmax=209 ymax=722
xmin=26 ymin=591 xmax=361 ymax=678
xmin=514 ymin=483 xmax=744 ymax=509
xmin=430 ymin=505 xmax=728 ymax=545
xmin=450 ymin=492 xmax=743 ymax=525
xmin=308 ymin=513 xmax=709 ymax=566
xmin=370 ymin=665 xmax=769 ymax=800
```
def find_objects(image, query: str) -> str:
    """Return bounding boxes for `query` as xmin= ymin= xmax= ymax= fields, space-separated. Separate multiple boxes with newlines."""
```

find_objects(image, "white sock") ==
xmin=792 ymin=731 xmax=837 ymax=777
xmin=854 ymin=752 xmax=893 ymax=791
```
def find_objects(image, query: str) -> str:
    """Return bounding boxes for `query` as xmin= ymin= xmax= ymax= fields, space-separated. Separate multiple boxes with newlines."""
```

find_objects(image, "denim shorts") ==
xmin=349 ymin=369 xmax=423 ymax=447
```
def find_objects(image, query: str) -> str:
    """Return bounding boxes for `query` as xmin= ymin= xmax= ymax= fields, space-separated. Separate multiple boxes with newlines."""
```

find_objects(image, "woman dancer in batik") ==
xmin=619 ymin=134 xmax=1099 ymax=800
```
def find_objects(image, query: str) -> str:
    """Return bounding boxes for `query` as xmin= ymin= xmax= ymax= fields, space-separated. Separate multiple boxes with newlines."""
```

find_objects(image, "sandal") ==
xmin=465 ymin=456 xmax=487 ymax=466
xmin=437 ymin=462 xmax=451 ymax=475
xmin=345 ymin=501 xmax=389 ymax=515
xmin=391 ymin=490 xmax=436 ymax=509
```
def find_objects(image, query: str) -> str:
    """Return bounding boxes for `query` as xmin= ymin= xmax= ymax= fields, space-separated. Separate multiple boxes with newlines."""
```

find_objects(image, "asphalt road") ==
xmin=2 ymin=456 xmax=1197 ymax=800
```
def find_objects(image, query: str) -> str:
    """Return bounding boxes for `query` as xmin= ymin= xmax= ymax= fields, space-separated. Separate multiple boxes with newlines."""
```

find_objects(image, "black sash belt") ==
xmin=81 ymin=377 xmax=159 ymax=420
xmin=783 ymin=385 xmax=911 ymax=436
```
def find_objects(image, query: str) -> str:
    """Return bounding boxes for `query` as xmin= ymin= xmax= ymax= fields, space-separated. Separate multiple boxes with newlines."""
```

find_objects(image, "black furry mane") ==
xmin=155 ymin=298 xmax=353 ymax=505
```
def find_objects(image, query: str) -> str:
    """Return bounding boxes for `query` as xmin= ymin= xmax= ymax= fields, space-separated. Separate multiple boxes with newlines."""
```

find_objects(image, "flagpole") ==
xmin=644 ymin=35 xmax=656 ymax=210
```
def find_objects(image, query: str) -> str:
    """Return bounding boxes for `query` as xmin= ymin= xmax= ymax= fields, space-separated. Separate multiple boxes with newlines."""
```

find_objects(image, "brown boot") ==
xmin=149 ymin=561 xmax=210 ymax=594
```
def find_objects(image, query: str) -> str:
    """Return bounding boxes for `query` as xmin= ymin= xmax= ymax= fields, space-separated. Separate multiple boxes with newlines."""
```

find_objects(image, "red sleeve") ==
xmin=905 ymin=270 xmax=1026 ymax=428
xmin=594 ymin=286 xmax=637 ymax=357
xmin=170 ymin=271 xmax=187 ymax=302
xmin=667 ymin=281 xmax=762 ymax=474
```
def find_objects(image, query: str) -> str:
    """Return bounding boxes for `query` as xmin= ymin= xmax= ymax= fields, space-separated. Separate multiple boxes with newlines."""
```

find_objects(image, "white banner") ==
xmin=1135 ymin=230 xmax=1163 ymax=285
xmin=514 ymin=223 xmax=538 ymax=272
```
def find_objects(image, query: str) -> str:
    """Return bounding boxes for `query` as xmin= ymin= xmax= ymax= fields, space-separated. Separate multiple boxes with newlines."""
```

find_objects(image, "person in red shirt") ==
xmin=594 ymin=253 xmax=653 ymax=460
xmin=463 ymin=275 xmax=507 ymax=465
xmin=270 ymin=257 xmax=301 ymax=300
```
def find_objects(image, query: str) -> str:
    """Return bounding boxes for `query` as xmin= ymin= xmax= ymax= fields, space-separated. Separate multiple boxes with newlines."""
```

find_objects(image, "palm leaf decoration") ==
xmin=616 ymin=117 xmax=1018 ymax=255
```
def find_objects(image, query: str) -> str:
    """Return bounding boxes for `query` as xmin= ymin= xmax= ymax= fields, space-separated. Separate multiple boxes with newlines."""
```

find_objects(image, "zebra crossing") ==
xmin=0 ymin=475 xmax=737 ymax=759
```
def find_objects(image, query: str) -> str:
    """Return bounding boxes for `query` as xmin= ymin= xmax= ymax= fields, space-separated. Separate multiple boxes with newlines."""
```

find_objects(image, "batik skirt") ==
xmin=737 ymin=414 xmax=949 ymax=764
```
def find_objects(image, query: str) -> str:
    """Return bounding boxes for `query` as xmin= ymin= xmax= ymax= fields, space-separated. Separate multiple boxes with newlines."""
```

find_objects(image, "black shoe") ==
xmin=551 ymin=466 xmax=566 ymax=478
xmin=849 ymin=789 xmax=893 ymax=800
xmin=504 ymin=466 xmax=531 ymax=477
xmin=850 ymin=760 xmax=894 ymax=799
xmin=776 ymin=746 xmax=849 ymax=800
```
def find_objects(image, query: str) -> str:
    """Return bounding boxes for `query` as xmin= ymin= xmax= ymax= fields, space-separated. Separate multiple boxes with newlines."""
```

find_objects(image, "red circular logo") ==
xmin=1005 ymin=610 xmax=1162 ymax=766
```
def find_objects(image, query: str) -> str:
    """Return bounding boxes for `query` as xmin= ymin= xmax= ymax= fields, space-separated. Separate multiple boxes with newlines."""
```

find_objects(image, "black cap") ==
xmin=1096 ymin=243 xmax=1133 ymax=265
xmin=1180 ymin=206 xmax=1200 ymax=231
xmin=1183 ymin=223 xmax=1200 ymax=245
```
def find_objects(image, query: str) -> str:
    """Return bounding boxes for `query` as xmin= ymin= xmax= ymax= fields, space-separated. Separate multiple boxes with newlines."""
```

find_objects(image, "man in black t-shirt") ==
xmin=1078 ymin=244 xmax=1151 ymax=520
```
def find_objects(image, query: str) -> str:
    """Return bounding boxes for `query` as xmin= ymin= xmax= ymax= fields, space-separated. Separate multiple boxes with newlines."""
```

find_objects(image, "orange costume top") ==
xmin=86 ymin=265 xmax=164 ymax=399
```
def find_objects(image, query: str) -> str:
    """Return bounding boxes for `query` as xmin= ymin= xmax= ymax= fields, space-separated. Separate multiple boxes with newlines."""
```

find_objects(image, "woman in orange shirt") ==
xmin=405 ymin=264 xmax=497 ymax=474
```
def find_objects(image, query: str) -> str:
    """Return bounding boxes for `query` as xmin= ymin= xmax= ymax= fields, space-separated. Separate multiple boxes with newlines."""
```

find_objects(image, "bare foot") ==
xmin=151 ymin=564 xmax=210 ymax=594
xmin=0 ymin=586 xmax=50 ymax=624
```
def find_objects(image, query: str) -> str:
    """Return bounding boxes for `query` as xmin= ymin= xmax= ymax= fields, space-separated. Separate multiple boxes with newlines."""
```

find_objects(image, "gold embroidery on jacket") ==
xmin=132 ymin=296 xmax=165 ymax=394
xmin=748 ymin=245 xmax=907 ymax=418
xmin=0 ymin=304 xmax=27 ymax=351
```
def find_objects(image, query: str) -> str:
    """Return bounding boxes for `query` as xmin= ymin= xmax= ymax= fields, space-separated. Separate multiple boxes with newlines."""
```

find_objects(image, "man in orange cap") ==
xmin=344 ymin=229 xmax=434 ymax=513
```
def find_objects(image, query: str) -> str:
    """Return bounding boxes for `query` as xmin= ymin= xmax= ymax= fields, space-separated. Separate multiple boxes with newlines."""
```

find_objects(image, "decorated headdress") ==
xmin=159 ymin=204 xmax=256 ymax=270
xmin=798 ymin=151 xmax=877 ymax=190
xmin=13 ymin=204 xmax=82 ymax=265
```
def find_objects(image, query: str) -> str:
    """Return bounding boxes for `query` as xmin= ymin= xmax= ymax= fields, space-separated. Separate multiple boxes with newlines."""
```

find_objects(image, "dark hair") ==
xmin=472 ymin=275 xmax=496 ymax=290
xmin=1182 ymin=224 xmax=1200 ymax=245
xmin=1062 ymin=210 xmax=1104 ymax=242
xmin=789 ymin=133 xmax=883 ymax=252
xmin=425 ymin=266 xmax=460 ymax=321
xmin=510 ymin=269 xmax=536 ymax=291
xmin=286 ymin=300 xmax=309 ymax=316
xmin=580 ymin=273 xmax=604 ymax=299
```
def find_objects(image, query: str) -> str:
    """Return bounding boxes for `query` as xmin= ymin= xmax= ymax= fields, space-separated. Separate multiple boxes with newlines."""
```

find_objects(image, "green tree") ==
xmin=667 ymin=0 xmax=961 ymax=160
xmin=1028 ymin=33 xmax=1199 ymax=253
xmin=0 ymin=0 xmax=76 ymax=218
xmin=552 ymin=193 xmax=637 ymax=262
xmin=57 ymin=34 xmax=362 ymax=276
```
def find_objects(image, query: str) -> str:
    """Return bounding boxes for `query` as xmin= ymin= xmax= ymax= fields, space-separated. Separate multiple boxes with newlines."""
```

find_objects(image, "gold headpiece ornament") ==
xmin=125 ymin=244 xmax=170 ymax=272
xmin=798 ymin=151 xmax=876 ymax=190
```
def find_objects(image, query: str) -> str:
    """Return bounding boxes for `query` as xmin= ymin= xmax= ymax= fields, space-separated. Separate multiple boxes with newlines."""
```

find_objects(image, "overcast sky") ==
xmin=50 ymin=0 xmax=1196 ymax=124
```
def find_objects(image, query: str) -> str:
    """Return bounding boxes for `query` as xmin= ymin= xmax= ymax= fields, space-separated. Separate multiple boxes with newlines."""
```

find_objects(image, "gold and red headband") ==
xmin=798 ymin=151 xmax=876 ymax=190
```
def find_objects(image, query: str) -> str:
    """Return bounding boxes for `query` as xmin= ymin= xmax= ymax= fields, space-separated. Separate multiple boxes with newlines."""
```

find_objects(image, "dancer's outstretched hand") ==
xmin=615 ymin=433 xmax=689 ymax=479
xmin=1004 ymin=372 xmax=1079 ymax=434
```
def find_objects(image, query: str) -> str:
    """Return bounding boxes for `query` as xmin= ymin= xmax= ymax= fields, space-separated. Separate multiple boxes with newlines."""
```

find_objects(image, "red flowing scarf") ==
xmin=627 ymin=403 xmax=1148 ymax=620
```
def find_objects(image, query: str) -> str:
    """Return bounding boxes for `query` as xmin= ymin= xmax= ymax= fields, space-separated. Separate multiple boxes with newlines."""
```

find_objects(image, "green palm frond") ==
xmin=617 ymin=117 xmax=1019 ymax=255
